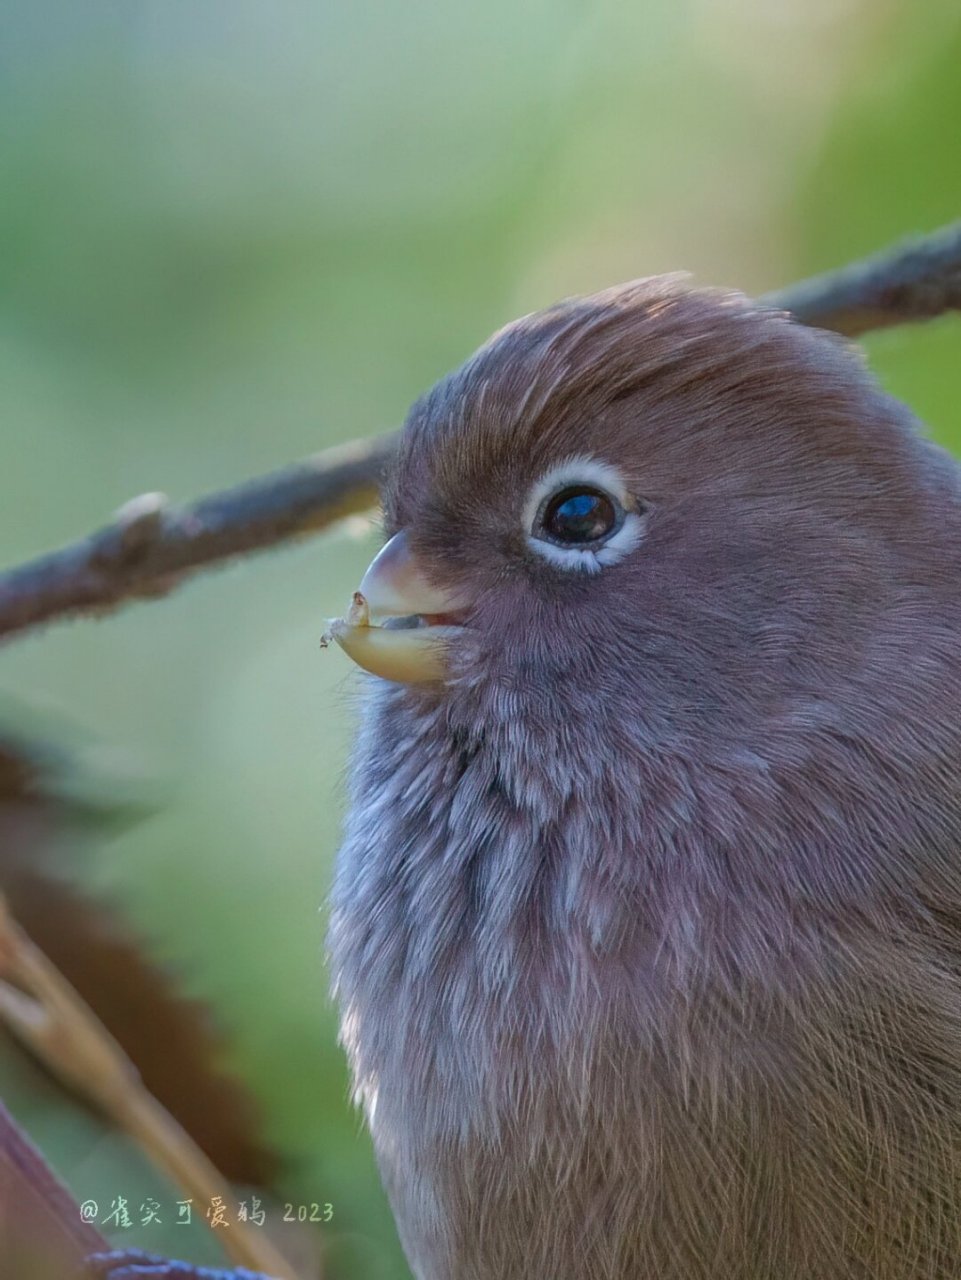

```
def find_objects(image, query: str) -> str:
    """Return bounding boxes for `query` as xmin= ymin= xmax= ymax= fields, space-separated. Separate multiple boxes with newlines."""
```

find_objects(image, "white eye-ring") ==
xmin=523 ymin=456 xmax=646 ymax=573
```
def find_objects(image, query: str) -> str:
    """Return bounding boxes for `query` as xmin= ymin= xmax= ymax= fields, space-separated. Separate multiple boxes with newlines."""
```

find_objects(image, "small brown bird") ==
xmin=85 ymin=277 xmax=961 ymax=1280
xmin=327 ymin=277 xmax=961 ymax=1280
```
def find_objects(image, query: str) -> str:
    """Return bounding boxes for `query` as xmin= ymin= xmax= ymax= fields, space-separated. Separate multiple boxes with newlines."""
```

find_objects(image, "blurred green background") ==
xmin=1 ymin=2 xmax=960 ymax=1277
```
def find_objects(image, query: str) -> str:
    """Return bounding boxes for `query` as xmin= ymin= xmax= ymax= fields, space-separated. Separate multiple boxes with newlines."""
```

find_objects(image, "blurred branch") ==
xmin=763 ymin=219 xmax=961 ymax=336
xmin=0 ymin=221 xmax=959 ymax=644
xmin=0 ymin=895 xmax=304 ymax=1280
xmin=0 ymin=436 xmax=396 ymax=642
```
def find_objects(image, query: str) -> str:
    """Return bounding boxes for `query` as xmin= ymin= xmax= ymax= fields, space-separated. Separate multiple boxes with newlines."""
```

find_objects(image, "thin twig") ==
xmin=0 ymin=895 xmax=305 ymax=1280
xmin=0 ymin=222 xmax=959 ymax=644
xmin=0 ymin=435 xmax=396 ymax=641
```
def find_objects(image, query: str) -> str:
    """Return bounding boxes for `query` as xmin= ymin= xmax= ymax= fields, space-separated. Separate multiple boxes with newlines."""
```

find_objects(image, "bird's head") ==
xmin=329 ymin=276 xmax=948 ymax=749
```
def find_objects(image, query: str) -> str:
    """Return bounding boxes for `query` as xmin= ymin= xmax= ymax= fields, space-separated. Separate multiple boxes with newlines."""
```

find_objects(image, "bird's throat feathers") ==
xmin=330 ymin=675 xmax=675 ymax=1135
xmin=328 ymin=666 xmax=955 ymax=1146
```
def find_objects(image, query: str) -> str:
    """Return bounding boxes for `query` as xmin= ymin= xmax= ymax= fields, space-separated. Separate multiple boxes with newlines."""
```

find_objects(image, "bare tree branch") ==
xmin=0 ymin=435 xmax=396 ymax=641
xmin=1 ymin=222 xmax=959 ymax=644
xmin=763 ymin=220 xmax=961 ymax=336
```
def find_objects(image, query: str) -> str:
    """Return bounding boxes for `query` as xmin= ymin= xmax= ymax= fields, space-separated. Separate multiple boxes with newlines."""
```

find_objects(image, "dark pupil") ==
xmin=543 ymin=487 xmax=616 ymax=545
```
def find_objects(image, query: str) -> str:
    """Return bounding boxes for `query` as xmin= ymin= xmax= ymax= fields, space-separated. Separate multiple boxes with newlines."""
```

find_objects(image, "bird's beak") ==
xmin=321 ymin=530 xmax=467 ymax=684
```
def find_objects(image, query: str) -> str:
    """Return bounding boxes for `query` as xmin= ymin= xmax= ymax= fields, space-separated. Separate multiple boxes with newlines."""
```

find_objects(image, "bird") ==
xmin=325 ymin=275 xmax=961 ymax=1280
xmin=87 ymin=275 xmax=961 ymax=1280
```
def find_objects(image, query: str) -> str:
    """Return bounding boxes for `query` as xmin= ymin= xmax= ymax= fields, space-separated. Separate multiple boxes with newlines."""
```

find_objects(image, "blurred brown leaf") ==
xmin=0 ymin=734 xmax=279 ymax=1190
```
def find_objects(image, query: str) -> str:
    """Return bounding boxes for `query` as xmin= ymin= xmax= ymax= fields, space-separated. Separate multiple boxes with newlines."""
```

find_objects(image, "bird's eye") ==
xmin=537 ymin=485 xmax=622 ymax=547
xmin=523 ymin=458 xmax=644 ymax=572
